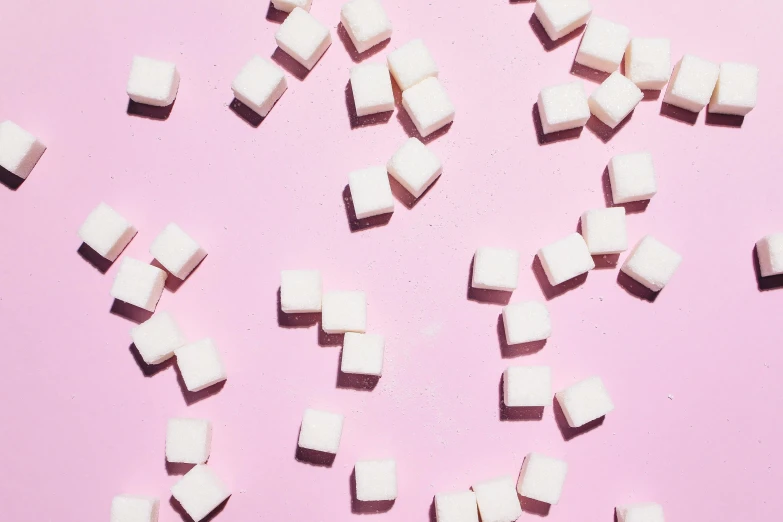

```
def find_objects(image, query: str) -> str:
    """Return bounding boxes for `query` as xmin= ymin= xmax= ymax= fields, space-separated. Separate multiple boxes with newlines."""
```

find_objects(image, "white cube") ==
xmin=617 ymin=502 xmax=665 ymax=522
xmin=534 ymin=0 xmax=593 ymax=41
xmin=387 ymin=39 xmax=439 ymax=91
xmin=175 ymin=339 xmax=227 ymax=392
xmin=355 ymin=459 xmax=397 ymax=501
xmin=387 ymin=137 xmax=442 ymax=198
xmin=166 ymin=418 xmax=212 ymax=464
xmin=0 ymin=120 xmax=46 ymax=180
xmin=110 ymin=495 xmax=159 ymax=522
xmin=321 ymin=291 xmax=367 ymax=333
xmin=435 ymin=491 xmax=479 ymax=522
xmin=126 ymin=56 xmax=180 ymax=107
xmin=78 ymin=202 xmax=137 ymax=261
xmin=472 ymin=247 xmax=520 ymax=292
xmin=502 ymin=302 xmax=551 ymax=345
xmin=350 ymin=62 xmax=394 ymax=117
xmin=111 ymin=257 xmax=167 ymax=312
xmin=298 ymin=408 xmax=344 ymax=454
xmin=472 ymin=476 xmax=522 ymax=522
xmin=271 ymin=0 xmax=311 ymax=13
xmin=281 ymin=270 xmax=322 ymax=313
xmin=170 ymin=464 xmax=230 ymax=522
xmin=341 ymin=0 xmax=392 ymax=54
xmin=516 ymin=452 xmax=568 ymax=505
xmin=232 ymin=56 xmax=287 ymax=118
xmin=503 ymin=366 xmax=551 ymax=407
xmin=608 ymin=152 xmax=657 ymax=204
xmin=537 ymin=81 xmax=590 ymax=134
xmin=621 ymin=235 xmax=682 ymax=292
xmin=348 ymin=166 xmax=395 ymax=219
xmin=275 ymin=7 xmax=331 ymax=70
xmin=149 ymin=223 xmax=207 ymax=280
xmin=131 ymin=311 xmax=186 ymax=365
xmin=341 ymin=332 xmax=384 ymax=376
xmin=556 ymin=376 xmax=614 ymax=427
xmin=709 ymin=62 xmax=759 ymax=116
xmin=575 ymin=16 xmax=631 ymax=73
xmin=402 ymin=77 xmax=455 ymax=138
xmin=756 ymin=234 xmax=783 ymax=277
xmin=589 ymin=72 xmax=643 ymax=128
xmin=581 ymin=207 xmax=627 ymax=255
xmin=538 ymin=233 xmax=595 ymax=286
xmin=625 ymin=38 xmax=671 ymax=90
xmin=663 ymin=54 xmax=720 ymax=113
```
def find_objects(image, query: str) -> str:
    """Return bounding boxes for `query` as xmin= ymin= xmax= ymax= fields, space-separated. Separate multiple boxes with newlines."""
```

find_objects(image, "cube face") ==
xmin=131 ymin=311 xmax=187 ymax=365
xmin=78 ymin=202 xmax=137 ymax=261
xmin=281 ymin=270 xmax=322 ymax=313
xmin=556 ymin=376 xmax=614 ymax=427
xmin=275 ymin=7 xmax=332 ymax=70
xmin=232 ymin=56 xmax=287 ymax=118
xmin=608 ymin=152 xmax=657 ymax=204
xmin=537 ymin=82 xmax=590 ymax=134
xmin=435 ymin=491 xmax=479 ymax=522
xmin=504 ymin=366 xmax=551 ymax=407
xmin=387 ymin=39 xmax=439 ymax=91
xmin=355 ymin=460 xmax=397 ymax=501
xmin=517 ymin=453 xmax=568 ymax=505
xmin=617 ymin=502 xmax=665 ymax=522
xmin=402 ymin=77 xmax=455 ymax=138
xmin=756 ymin=234 xmax=783 ymax=277
xmin=348 ymin=166 xmax=395 ymax=219
xmin=0 ymin=120 xmax=46 ymax=180
xmin=149 ymin=223 xmax=207 ymax=280
xmin=166 ymin=418 xmax=212 ymax=464
xmin=340 ymin=0 xmax=393 ymax=54
xmin=174 ymin=339 xmax=227 ymax=392
xmin=588 ymin=72 xmax=643 ymax=128
xmin=271 ymin=0 xmax=311 ymax=13
xmin=626 ymin=38 xmax=671 ymax=90
xmin=110 ymin=495 xmax=159 ymax=522
xmin=538 ymin=233 xmax=595 ymax=286
xmin=581 ymin=207 xmax=628 ymax=255
xmin=709 ymin=62 xmax=759 ymax=116
xmin=502 ymin=301 xmax=551 ymax=345
xmin=298 ymin=408 xmax=344 ymax=454
xmin=350 ymin=63 xmax=394 ymax=117
xmin=472 ymin=248 xmax=520 ymax=292
xmin=387 ymin=137 xmax=442 ymax=198
xmin=472 ymin=476 xmax=522 ymax=522
xmin=341 ymin=332 xmax=384 ymax=376
xmin=170 ymin=464 xmax=230 ymax=522
xmin=575 ymin=16 xmax=631 ymax=73
xmin=110 ymin=257 xmax=167 ymax=312
xmin=663 ymin=54 xmax=720 ymax=113
xmin=321 ymin=291 xmax=367 ymax=333
xmin=534 ymin=0 xmax=593 ymax=41
xmin=126 ymin=56 xmax=180 ymax=107
xmin=621 ymin=235 xmax=682 ymax=292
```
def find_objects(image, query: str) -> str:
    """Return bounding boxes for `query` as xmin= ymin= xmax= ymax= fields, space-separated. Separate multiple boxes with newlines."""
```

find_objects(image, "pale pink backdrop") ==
xmin=1 ymin=0 xmax=781 ymax=520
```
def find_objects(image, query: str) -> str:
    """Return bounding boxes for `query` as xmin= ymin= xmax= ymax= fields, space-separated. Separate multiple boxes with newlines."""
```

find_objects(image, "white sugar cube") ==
xmin=517 ymin=452 xmax=568 ymax=505
xmin=350 ymin=62 xmax=394 ymax=116
xmin=348 ymin=166 xmax=395 ymax=219
xmin=275 ymin=7 xmax=332 ymax=70
xmin=355 ymin=459 xmax=397 ymax=501
xmin=625 ymin=38 xmax=671 ymax=90
xmin=272 ymin=0 xmax=311 ymax=13
xmin=166 ymin=418 xmax=212 ymax=464
xmin=556 ymin=376 xmax=614 ymax=427
xmin=621 ymin=235 xmax=682 ymax=292
xmin=232 ymin=56 xmax=287 ymax=118
xmin=538 ymin=233 xmax=595 ymax=286
xmin=387 ymin=137 xmax=442 ymax=198
xmin=170 ymin=464 xmax=230 ymax=522
xmin=537 ymin=81 xmax=590 ymax=134
xmin=575 ymin=16 xmax=631 ymax=73
xmin=298 ymin=408 xmax=344 ymax=454
xmin=149 ymin=223 xmax=207 ymax=280
xmin=402 ymin=77 xmax=455 ymax=138
xmin=435 ymin=491 xmax=479 ymax=522
xmin=472 ymin=247 xmax=520 ymax=292
xmin=617 ymin=502 xmax=665 ymax=522
xmin=503 ymin=366 xmax=551 ymax=407
xmin=321 ymin=291 xmax=367 ymax=333
xmin=126 ymin=56 xmax=180 ymax=107
xmin=387 ymin=39 xmax=439 ymax=91
xmin=502 ymin=302 xmax=551 ymax=345
xmin=756 ymin=234 xmax=783 ymax=277
xmin=281 ymin=270 xmax=322 ymax=313
xmin=131 ymin=311 xmax=186 ymax=365
xmin=709 ymin=62 xmax=759 ymax=116
xmin=534 ymin=0 xmax=593 ymax=41
xmin=110 ymin=495 xmax=159 ymax=522
xmin=472 ymin=476 xmax=522 ymax=522
xmin=341 ymin=0 xmax=392 ymax=54
xmin=608 ymin=152 xmax=657 ymax=204
xmin=341 ymin=332 xmax=384 ymax=376
xmin=175 ymin=339 xmax=227 ymax=392
xmin=589 ymin=72 xmax=643 ymax=128
xmin=78 ymin=202 xmax=137 ymax=261
xmin=581 ymin=207 xmax=627 ymax=255
xmin=111 ymin=257 xmax=167 ymax=312
xmin=0 ymin=120 xmax=46 ymax=180
xmin=663 ymin=54 xmax=720 ymax=113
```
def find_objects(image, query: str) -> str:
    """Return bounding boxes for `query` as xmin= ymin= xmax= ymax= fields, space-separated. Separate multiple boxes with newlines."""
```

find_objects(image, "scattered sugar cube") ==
xmin=709 ymin=62 xmax=759 ymax=116
xmin=617 ymin=502 xmax=665 ymax=522
xmin=537 ymin=81 xmax=590 ymax=134
xmin=625 ymin=38 xmax=671 ymax=90
xmin=355 ymin=459 xmax=397 ymax=501
xmin=341 ymin=332 xmax=384 ymax=376
xmin=756 ymin=234 xmax=783 ymax=277
xmin=621 ymin=235 xmax=682 ymax=292
xmin=322 ymin=291 xmax=367 ymax=333
xmin=110 ymin=495 xmax=159 ymax=522
xmin=131 ymin=311 xmax=186 ymax=365
xmin=271 ymin=0 xmax=311 ymax=13
xmin=517 ymin=452 xmax=568 ymax=505
xmin=281 ymin=270 xmax=322 ymax=313
xmin=387 ymin=39 xmax=439 ymax=91
xmin=348 ymin=166 xmax=395 ymax=219
xmin=166 ymin=418 xmax=212 ymax=464
xmin=231 ymin=56 xmax=287 ymax=118
xmin=341 ymin=0 xmax=392 ymax=54
xmin=110 ymin=257 xmax=167 ymax=312
xmin=150 ymin=223 xmax=207 ymax=280
xmin=575 ymin=16 xmax=631 ymax=73
xmin=126 ymin=56 xmax=180 ymax=107
xmin=502 ymin=302 xmax=551 ymax=345
xmin=608 ymin=152 xmax=657 ymax=204
xmin=663 ymin=54 xmax=720 ymax=113
xmin=175 ymin=339 xmax=227 ymax=392
xmin=581 ymin=207 xmax=628 ymax=255
xmin=298 ymin=408 xmax=344 ymax=454
xmin=589 ymin=72 xmax=643 ymax=128
xmin=534 ymin=0 xmax=593 ymax=41
xmin=170 ymin=464 xmax=230 ymax=522
xmin=472 ymin=247 xmax=520 ymax=292
xmin=402 ymin=77 xmax=455 ymax=138
xmin=538 ymin=233 xmax=595 ymax=286
xmin=275 ymin=7 xmax=332 ymax=70
xmin=387 ymin=137 xmax=442 ymax=198
xmin=78 ymin=202 xmax=137 ymax=261
xmin=350 ymin=62 xmax=394 ymax=117
xmin=435 ymin=491 xmax=479 ymax=522
xmin=503 ymin=366 xmax=551 ymax=407
xmin=556 ymin=376 xmax=614 ymax=427
xmin=0 ymin=120 xmax=46 ymax=180
xmin=472 ymin=476 xmax=522 ymax=522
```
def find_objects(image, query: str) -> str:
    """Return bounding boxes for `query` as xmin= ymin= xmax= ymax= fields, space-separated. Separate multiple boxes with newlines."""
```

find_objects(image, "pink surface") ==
xmin=1 ymin=1 xmax=781 ymax=520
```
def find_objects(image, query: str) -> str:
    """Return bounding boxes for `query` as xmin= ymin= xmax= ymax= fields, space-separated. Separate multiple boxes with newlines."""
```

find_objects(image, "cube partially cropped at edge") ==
xmin=126 ymin=56 xmax=180 ymax=107
xmin=170 ymin=464 xmax=230 ymax=522
xmin=616 ymin=502 xmax=665 ymax=522
xmin=0 ymin=120 xmax=46 ymax=180
xmin=756 ymin=234 xmax=783 ymax=277
xmin=534 ymin=0 xmax=592 ymax=42
xmin=110 ymin=494 xmax=159 ymax=522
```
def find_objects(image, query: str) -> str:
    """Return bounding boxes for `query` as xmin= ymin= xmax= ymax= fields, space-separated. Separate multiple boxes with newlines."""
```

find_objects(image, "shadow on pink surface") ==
xmin=344 ymin=81 xmax=394 ymax=129
xmin=170 ymin=495 xmax=228 ymax=522
xmin=497 ymin=314 xmax=546 ymax=358
xmin=520 ymin=496 xmax=551 ymax=517
xmin=336 ymin=350 xmax=379 ymax=391
xmin=466 ymin=257 xmax=513 ymax=306
xmin=600 ymin=167 xmax=650 ymax=215
xmin=350 ymin=469 xmax=395 ymax=514
xmin=642 ymin=89 xmax=661 ymax=101
xmin=151 ymin=258 xmax=192 ymax=293
xmin=532 ymin=256 xmax=587 ymax=300
xmin=659 ymin=103 xmax=698 ymax=125
xmin=318 ymin=325 xmax=344 ymax=347
xmin=531 ymin=103 xmax=583 ymax=145
xmin=389 ymin=175 xmax=439 ymax=210
xmin=127 ymin=99 xmax=174 ymax=121
xmin=77 ymin=242 xmax=113 ymax=274
xmin=110 ymin=300 xmax=153 ymax=324
xmin=0 ymin=166 xmax=24 ymax=190
xmin=752 ymin=246 xmax=783 ymax=291
xmin=229 ymin=98 xmax=264 ymax=128
xmin=276 ymin=288 xmax=320 ymax=328
xmin=165 ymin=460 xmax=194 ymax=476
xmin=272 ymin=47 xmax=310 ymax=81
xmin=129 ymin=343 xmax=175 ymax=378
xmin=498 ymin=374 xmax=545 ymax=421
xmin=428 ymin=498 xmax=437 ymax=522
xmin=174 ymin=367 xmax=226 ymax=406
xmin=296 ymin=445 xmax=336 ymax=467
xmin=337 ymin=23 xmax=389 ymax=64
xmin=553 ymin=397 xmax=605 ymax=441
xmin=265 ymin=3 xmax=287 ymax=24
xmin=528 ymin=13 xmax=585 ymax=52
xmin=616 ymin=271 xmax=659 ymax=302
xmin=586 ymin=112 xmax=634 ymax=144
xmin=570 ymin=61 xmax=610 ymax=85
xmin=705 ymin=111 xmax=745 ymax=128
xmin=574 ymin=217 xmax=621 ymax=270
xmin=342 ymin=185 xmax=393 ymax=232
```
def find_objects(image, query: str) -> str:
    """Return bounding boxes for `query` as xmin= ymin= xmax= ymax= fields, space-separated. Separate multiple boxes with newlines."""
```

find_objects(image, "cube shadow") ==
xmin=295 ymin=445 xmax=336 ymax=467
xmin=528 ymin=13 xmax=585 ymax=52
xmin=519 ymin=495 xmax=552 ymax=516
xmin=336 ymin=349 xmax=379 ymax=391
xmin=169 ymin=495 xmax=228 ymax=522
xmin=110 ymin=299 xmax=153 ymax=324
xmin=466 ymin=258 xmax=513 ymax=305
xmin=77 ymin=242 xmax=113 ymax=274
xmin=752 ymin=246 xmax=783 ymax=291
xmin=129 ymin=343 xmax=174 ymax=378
xmin=497 ymin=315 xmax=546 ymax=358
xmin=0 ymin=166 xmax=24 ymax=190
xmin=586 ymin=112 xmax=633 ymax=143
xmin=705 ymin=110 xmax=744 ymax=128
xmin=277 ymin=287 xmax=319 ymax=328
xmin=229 ymin=98 xmax=264 ymax=128
xmin=659 ymin=102 xmax=698 ymax=125
xmin=616 ymin=270 xmax=659 ymax=302
xmin=271 ymin=47 xmax=310 ymax=81
xmin=127 ymin=99 xmax=174 ymax=120
xmin=532 ymin=103 xmax=583 ymax=145
xmin=337 ymin=23 xmax=389 ymax=63
xmin=174 ymin=366 xmax=226 ymax=406
xmin=531 ymin=256 xmax=587 ymax=301
xmin=344 ymin=80 xmax=394 ymax=129
xmin=265 ymin=3 xmax=287 ymax=24
xmin=342 ymin=185 xmax=393 ymax=232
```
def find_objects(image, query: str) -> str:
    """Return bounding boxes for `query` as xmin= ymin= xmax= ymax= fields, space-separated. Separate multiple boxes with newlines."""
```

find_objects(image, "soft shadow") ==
xmin=553 ymin=396 xmax=605 ymax=441
xmin=318 ymin=325 xmax=344 ymax=347
xmin=528 ymin=13 xmax=585 ymax=52
xmin=659 ymin=103 xmax=698 ymax=125
xmin=345 ymin=81 xmax=393 ymax=129
xmin=753 ymin=246 xmax=783 ymax=291
xmin=272 ymin=47 xmax=310 ymax=81
xmin=277 ymin=288 xmax=319 ymax=328
xmin=428 ymin=498 xmax=437 ymax=522
xmin=296 ymin=446 xmax=336 ymax=467
xmin=642 ymin=89 xmax=661 ymax=101
xmin=165 ymin=460 xmax=194 ymax=476
xmin=175 ymin=367 xmax=226 ymax=406
xmin=520 ymin=496 xmax=551 ymax=516
xmin=600 ymin=167 xmax=650 ymax=214
xmin=110 ymin=300 xmax=153 ymax=324
xmin=466 ymin=258 xmax=512 ymax=305
xmin=229 ymin=98 xmax=264 ymax=128
xmin=0 ymin=167 xmax=24 ymax=190
xmin=389 ymin=175 xmax=438 ymax=210
xmin=705 ymin=111 xmax=745 ymax=128
xmin=127 ymin=99 xmax=174 ymax=120
xmin=616 ymin=270 xmax=658 ymax=302
xmin=77 ymin=243 xmax=113 ymax=274
xmin=532 ymin=103 xmax=583 ymax=145
xmin=170 ymin=495 xmax=228 ymax=522
xmin=342 ymin=185 xmax=393 ymax=232
xmin=337 ymin=23 xmax=389 ymax=63
xmin=499 ymin=375 xmax=545 ymax=421
xmin=570 ymin=61 xmax=610 ymax=84
xmin=532 ymin=256 xmax=587 ymax=300
xmin=497 ymin=315 xmax=546 ymax=358
xmin=593 ymin=254 xmax=620 ymax=269
xmin=336 ymin=351 xmax=379 ymax=391
xmin=394 ymin=82 xmax=452 ymax=144
xmin=266 ymin=3 xmax=287 ymax=23
xmin=150 ymin=259 xmax=187 ymax=293
xmin=586 ymin=113 xmax=633 ymax=143
xmin=350 ymin=469 xmax=395 ymax=514
xmin=129 ymin=344 xmax=174 ymax=377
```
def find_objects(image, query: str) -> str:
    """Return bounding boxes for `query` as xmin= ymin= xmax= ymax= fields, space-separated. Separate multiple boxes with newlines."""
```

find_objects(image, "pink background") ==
xmin=1 ymin=0 xmax=781 ymax=520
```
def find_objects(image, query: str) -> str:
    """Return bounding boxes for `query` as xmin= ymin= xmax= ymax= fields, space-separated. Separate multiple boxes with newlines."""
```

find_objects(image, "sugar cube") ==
xmin=280 ymin=270 xmax=322 ymax=313
xmin=271 ymin=0 xmax=311 ymax=13
xmin=126 ymin=56 xmax=180 ymax=107
xmin=621 ymin=235 xmax=682 ymax=292
xmin=756 ymin=234 xmax=783 ymax=277
xmin=608 ymin=152 xmax=657 ymax=204
xmin=534 ymin=0 xmax=593 ymax=41
xmin=387 ymin=39 xmax=439 ymax=91
xmin=298 ymin=408 xmax=344 ymax=454
xmin=709 ymin=62 xmax=759 ymax=116
xmin=555 ymin=376 xmax=614 ymax=427
xmin=472 ymin=248 xmax=520 ymax=292
xmin=517 ymin=453 xmax=568 ymax=505
xmin=387 ymin=138 xmax=442 ymax=198
xmin=78 ymin=202 xmax=137 ymax=261
xmin=616 ymin=502 xmax=665 ymax=522
xmin=663 ymin=54 xmax=720 ymax=113
xmin=175 ymin=339 xmax=227 ymax=392
xmin=537 ymin=81 xmax=590 ymax=134
xmin=575 ymin=16 xmax=631 ymax=73
xmin=588 ymin=72 xmax=643 ymax=128
xmin=502 ymin=301 xmax=551 ymax=345
xmin=110 ymin=495 xmax=159 ymax=522
xmin=581 ymin=207 xmax=627 ymax=255
xmin=355 ymin=459 xmax=397 ymax=501
xmin=110 ymin=257 xmax=167 ymax=312
xmin=435 ymin=491 xmax=479 ymax=522
xmin=321 ymin=291 xmax=367 ymax=333
xmin=231 ymin=56 xmax=287 ymax=118
xmin=166 ymin=418 xmax=212 ymax=464
xmin=348 ymin=166 xmax=395 ymax=219
xmin=275 ymin=7 xmax=331 ymax=70
xmin=503 ymin=366 xmax=551 ymax=407
xmin=350 ymin=62 xmax=394 ymax=117
xmin=538 ymin=233 xmax=595 ymax=286
xmin=149 ymin=223 xmax=207 ymax=280
xmin=402 ymin=77 xmax=455 ymax=138
xmin=472 ymin=476 xmax=522 ymax=522
xmin=131 ymin=311 xmax=186 ymax=365
xmin=0 ymin=120 xmax=46 ymax=180
xmin=625 ymin=38 xmax=671 ymax=90
xmin=341 ymin=332 xmax=384 ymax=376
xmin=170 ymin=464 xmax=230 ymax=522
xmin=341 ymin=0 xmax=392 ymax=54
